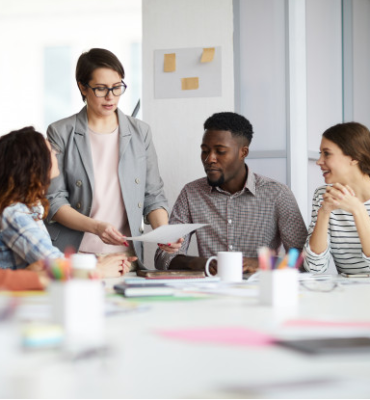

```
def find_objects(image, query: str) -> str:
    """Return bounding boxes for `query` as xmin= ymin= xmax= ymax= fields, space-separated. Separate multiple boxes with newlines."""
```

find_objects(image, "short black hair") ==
xmin=204 ymin=112 xmax=253 ymax=145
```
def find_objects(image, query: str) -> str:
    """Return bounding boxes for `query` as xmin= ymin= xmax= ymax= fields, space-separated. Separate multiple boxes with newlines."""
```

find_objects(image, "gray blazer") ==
xmin=45 ymin=106 xmax=169 ymax=269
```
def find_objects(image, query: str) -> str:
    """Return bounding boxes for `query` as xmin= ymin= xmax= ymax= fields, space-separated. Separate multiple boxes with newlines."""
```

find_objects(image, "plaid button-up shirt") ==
xmin=0 ymin=203 xmax=63 ymax=270
xmin=155 ymin=168 xmax=307 ymax=269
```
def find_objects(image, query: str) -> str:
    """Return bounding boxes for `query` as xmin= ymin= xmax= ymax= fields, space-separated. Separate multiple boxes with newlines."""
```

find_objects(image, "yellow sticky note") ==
xmin=164 ymin=53 xmax=176 ymax=72
xmin=181 ymin=77 xmax=199 ymax=91
xmin=201 ymin=47 xmax=215 ymax=63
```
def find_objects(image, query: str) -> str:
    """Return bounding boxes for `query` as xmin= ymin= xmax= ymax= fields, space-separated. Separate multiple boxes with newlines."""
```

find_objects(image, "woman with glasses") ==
xmin=303 ymin=122 xmax=370 ymax=275
xmin=46 ymin=48 xmax=180 ymax=270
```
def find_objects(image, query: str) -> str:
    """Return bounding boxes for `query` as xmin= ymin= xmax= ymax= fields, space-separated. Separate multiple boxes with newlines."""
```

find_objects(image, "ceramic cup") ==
xmin=205 ymin=251 xmax=243 ymax=282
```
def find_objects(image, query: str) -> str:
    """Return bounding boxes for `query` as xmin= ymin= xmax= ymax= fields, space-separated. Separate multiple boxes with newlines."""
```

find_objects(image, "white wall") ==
xmin=142 ymin=0 xmax=234 ymax=205
xmin=0 ymin=0 xmax=141 ymax=135
xmin=305 ymin=0 xmax=343 ymax=274
xmin=306 ymin=0 xmax=343 ymax=213
xmin=352 ymin=0 xmax=370 ymax=128
xmin=237 ymin=0 xmax=288 ymax=186
xmin=142 ymin=0 xmax=234 ymax=267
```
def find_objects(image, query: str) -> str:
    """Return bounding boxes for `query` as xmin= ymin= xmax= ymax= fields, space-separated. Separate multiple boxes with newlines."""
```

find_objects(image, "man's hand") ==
xmin=242 ymin=257 xmax=259 ymax=273
xmin=206 ymin=257 xmax=259 ymax=275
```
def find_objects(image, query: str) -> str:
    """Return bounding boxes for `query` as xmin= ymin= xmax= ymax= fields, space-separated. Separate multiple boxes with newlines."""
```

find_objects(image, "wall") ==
xmin=142 ymin=0 xmax=234 ymax=267
xmin=306 ymin=0 xmax=343 ymax=274
xmin=306 ymin=0 xmax=343 ymax=206
xmin=352 ymin=0 xmax=370 ymax=127
xmin=236 ymin=0 xmax=288 ymax=186
xmin=0 ymin=0 xmax=141 ymax=135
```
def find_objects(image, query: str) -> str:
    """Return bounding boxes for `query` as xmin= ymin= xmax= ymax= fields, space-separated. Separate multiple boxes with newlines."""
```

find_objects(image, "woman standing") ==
xmin=304 ymin=122 xmax=370 ymax=274
xmin=46 ymin=48 xmax=179 ymax=269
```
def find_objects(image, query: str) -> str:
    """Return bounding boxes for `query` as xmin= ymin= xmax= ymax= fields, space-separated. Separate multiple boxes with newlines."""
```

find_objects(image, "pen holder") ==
xmin=259 ymin=269 xmax=298 ymax=307
xmin=49 ymin=280 xmax=105 ymax=350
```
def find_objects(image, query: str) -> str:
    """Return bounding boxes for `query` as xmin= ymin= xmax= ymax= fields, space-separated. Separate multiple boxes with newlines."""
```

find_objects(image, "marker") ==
xmin=277 ymin=254 xmax=288 ymax=269
xmin=287 ymin=248 xmax=300 ymax=268
xmin=293 ymin=252 xmax=305 ymax=270
xmin=258 ymin=247 xmax=271 ymax=270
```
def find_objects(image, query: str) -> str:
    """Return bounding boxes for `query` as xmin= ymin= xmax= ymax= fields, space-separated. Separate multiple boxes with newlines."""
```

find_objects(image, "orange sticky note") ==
xmin=164 ymin=53 xmax=176 ymax=72
xmin=201 ymin=47 xmax=215 ymax=63
xmin=181 ymin=77 xmax=199 ymax=90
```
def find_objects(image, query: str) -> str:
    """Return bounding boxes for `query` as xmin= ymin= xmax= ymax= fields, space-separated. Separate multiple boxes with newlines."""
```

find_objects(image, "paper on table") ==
xmin=157 ymin=327 xmax=275 ymax=346
xmin=284 ymin=319 xmax=370 ymax=328
xmin=126 ymin=223 xmax=208 ymax=243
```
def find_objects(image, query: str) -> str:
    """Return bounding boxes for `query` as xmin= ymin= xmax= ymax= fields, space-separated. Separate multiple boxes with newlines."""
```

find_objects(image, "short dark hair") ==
xmin=0 ymin=127 xmax=51 ymax=216
xmin=204 ymin=112 xmax=254 ymax=145
xmin=323 ymin=122 xmax=370 ymax=176
xmin=76 ymin=48 xmax=125 ymax=101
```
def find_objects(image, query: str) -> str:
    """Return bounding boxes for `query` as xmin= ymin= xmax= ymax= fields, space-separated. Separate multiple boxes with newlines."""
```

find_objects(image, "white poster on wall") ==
xmin=154 ymin=46 xmax=222 ymax=99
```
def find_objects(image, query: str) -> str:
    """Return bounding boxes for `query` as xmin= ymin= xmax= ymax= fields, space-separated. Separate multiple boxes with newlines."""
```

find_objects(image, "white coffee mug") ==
xmin=205 ymin=251 xmax=243 ymax=282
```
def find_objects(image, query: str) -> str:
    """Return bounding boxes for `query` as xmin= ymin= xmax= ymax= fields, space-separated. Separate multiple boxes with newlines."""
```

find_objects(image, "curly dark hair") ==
xmin=0 ymin=127 xmax=51 ymax=216
xmin=76 ymin=48 xmax=125 ymax=102
xmin=323 ymin=122 xmax=370 ymax=176
xmin=203 ymin=112 xmax=254 ymax=145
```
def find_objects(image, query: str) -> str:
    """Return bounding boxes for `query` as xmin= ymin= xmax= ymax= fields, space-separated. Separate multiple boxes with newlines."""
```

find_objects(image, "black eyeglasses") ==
xmin=84 ymin=80 xmax=127 ymax=98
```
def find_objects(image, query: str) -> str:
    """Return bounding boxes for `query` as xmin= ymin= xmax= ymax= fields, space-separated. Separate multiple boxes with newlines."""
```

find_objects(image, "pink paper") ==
xmin=157 ymin=327 xmax=275 ymax=346
xmin=284 ymin=319 xmax=370 ymax=328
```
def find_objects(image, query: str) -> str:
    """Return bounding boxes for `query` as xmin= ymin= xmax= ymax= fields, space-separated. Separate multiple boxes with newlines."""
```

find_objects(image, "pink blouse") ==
xmin=79 ymin=127 xmax=134 ymax=258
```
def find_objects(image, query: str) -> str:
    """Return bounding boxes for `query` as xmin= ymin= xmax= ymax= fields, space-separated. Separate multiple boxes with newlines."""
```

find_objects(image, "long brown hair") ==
xmin=0 ymin=127 xmax=51 ymax=216
xmin=323 ymin=122 xmax=370 ymax=176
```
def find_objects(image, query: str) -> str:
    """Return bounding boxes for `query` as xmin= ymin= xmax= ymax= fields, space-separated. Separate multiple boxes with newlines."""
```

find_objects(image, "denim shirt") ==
xmin=0 ymin=203 xmax=63 ymax=270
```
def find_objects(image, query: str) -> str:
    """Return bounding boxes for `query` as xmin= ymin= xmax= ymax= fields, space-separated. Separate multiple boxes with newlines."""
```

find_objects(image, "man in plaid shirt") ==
xmin=155 ymin=112 xmax=307 ymax=273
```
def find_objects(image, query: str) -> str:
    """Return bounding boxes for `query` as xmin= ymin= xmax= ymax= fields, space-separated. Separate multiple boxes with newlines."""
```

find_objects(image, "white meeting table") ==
xmin=1 ymin=272 xmax=370 ymax=398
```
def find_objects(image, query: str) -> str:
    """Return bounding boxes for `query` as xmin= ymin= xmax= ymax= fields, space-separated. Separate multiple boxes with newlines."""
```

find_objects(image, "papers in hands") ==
xmin=125 ymin=223 xmax=208 ymax=243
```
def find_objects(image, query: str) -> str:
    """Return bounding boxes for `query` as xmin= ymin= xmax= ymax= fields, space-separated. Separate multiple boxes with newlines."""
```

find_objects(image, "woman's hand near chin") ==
xmin=323 ymin=183 xmax=360 ymax=214
xmin=96 ymin=253 xmax=137 ymax=278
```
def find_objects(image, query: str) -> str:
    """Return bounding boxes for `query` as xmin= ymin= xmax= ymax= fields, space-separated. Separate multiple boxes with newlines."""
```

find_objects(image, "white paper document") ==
xmin=126 ymin=223 xmax=208 ymax=243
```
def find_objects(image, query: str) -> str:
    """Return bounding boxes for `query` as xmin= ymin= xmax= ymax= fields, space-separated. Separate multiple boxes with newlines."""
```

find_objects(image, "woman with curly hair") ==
xmin=0 ymin=127 xmax=135 ymax=279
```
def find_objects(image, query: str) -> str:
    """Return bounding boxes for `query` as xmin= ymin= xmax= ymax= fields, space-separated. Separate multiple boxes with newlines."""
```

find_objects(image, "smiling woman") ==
xmin=304 ymin=122 xmax=370 ymax=275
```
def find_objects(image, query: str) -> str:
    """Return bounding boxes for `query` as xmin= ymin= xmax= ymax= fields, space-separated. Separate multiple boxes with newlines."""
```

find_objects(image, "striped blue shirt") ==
xmin=0 ymin=203 xmax=63 ymax=270
xmin=304 ymin=185 xmax=370 ymax=274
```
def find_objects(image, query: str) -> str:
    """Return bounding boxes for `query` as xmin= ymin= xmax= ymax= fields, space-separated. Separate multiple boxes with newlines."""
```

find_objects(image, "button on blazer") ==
xmin=45 ymin=106 xmax=169 ymax=269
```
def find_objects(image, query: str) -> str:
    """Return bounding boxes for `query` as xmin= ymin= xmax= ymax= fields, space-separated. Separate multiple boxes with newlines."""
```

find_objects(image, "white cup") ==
xmin=205 ymin=251 xmax=243 ymax=282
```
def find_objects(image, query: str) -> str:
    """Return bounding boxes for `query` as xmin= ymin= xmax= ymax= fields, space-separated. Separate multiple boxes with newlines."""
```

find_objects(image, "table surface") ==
xmin=1 ymin=272 xmax=370 ymax=398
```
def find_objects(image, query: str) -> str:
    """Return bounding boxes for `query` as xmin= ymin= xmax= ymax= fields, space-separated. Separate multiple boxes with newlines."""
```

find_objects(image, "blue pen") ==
xmin=287 ymin=248 xmax=300 ymax=268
